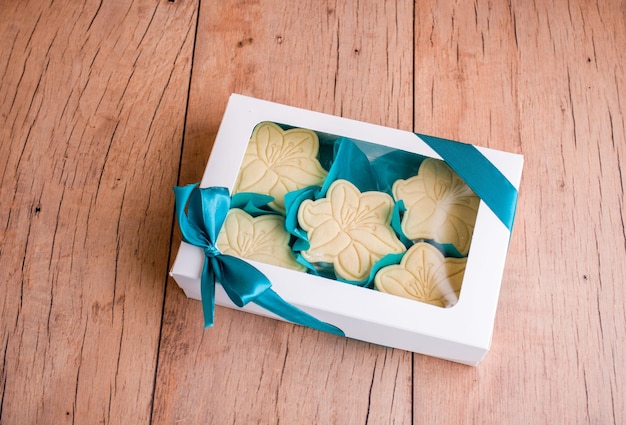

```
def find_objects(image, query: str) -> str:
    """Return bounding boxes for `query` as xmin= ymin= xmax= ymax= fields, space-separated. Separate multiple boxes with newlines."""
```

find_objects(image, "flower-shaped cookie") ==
xmin=393 ymin=158 xmax=479 ymax=256
xmin=233 ymin=122 xmax=328 ymax=213
xmin=298 ymin=180 xmax=406 ymax=281
xmin=374 ymin=242 xmax=466 ymax=307
xmin=216 ymin=209 xmax=305 ymax=272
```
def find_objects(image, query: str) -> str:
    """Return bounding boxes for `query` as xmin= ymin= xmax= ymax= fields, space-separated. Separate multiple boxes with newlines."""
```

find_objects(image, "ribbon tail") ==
xmin=200 ymin=257 xmax=217 ymax=328
xmin=254 ymin=289 xmax=345 ymax=337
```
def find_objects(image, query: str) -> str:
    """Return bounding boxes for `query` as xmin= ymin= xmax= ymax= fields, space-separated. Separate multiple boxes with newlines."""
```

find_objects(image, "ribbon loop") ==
xmin=173 ymin=183 xmax=344 ymax=336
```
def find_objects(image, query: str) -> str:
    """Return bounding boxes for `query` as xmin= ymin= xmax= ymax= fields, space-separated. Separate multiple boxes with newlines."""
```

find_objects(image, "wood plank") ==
xmin=412 ymin=0 xmax=625 ymax=423
xmin=153 ymin=1 xmax=414 ymax=424
xmin=0 ymin=0 xmax=197 ymax=423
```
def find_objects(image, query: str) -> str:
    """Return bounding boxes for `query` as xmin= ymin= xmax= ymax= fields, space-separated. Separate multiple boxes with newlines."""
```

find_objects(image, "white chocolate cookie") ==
xmin=393 ymin=158 xmax=479 ymax=256
xmin=374 ymin=242 xmax=466 ymax=307
xmin=216 ymin=209 xmax=305 ymax=272
xmin=233 ymin=122 xmax=327 ymax=212
xmin=298 ymin=179 xmax=406 ymax=281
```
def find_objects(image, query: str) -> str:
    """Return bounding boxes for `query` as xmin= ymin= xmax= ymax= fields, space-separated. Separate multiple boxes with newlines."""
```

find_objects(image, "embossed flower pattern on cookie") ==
xmin=216 ymin=209 xmax=305 ymax=272
xmin=298 ymin=180 xmax=406 ymax=281
xmin=233 ymin=122 xmax=328 ymax=213
xmin=393 ymin=158 xmax=479 ymax=256
xmin=374 ymin=242 xmax=466 ymax=307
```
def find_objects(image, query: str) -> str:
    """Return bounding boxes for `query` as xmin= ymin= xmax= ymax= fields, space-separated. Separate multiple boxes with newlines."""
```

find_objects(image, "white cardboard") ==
xmin=170 ymin=94 xmax=524 ymax=366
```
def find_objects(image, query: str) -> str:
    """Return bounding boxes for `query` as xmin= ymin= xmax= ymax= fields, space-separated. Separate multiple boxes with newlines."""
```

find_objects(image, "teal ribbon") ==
xmin=173 ymin=183 xmax=344 ymax=336
xmin=416 ymin=133 xmax=519 ymax=231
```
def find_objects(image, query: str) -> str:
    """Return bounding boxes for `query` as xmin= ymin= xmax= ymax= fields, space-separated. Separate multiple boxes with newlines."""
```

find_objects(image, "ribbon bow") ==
xmin=173 ymin=183 xmax=344 ymax=336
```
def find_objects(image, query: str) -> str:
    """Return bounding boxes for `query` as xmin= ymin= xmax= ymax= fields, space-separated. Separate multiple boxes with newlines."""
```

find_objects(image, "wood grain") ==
xmin=0 ymin=0 xmax=624 ymax=423
xmin=0 ymin=0 xmax=197 ymax=423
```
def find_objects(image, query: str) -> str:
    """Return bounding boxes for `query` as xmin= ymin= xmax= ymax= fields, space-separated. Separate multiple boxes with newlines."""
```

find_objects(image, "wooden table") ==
xmin=1 ymin=1 xmax=624 ymax=423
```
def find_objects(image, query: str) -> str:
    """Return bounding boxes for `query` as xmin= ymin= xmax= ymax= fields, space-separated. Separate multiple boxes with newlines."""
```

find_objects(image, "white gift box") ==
xmin=170 ymin=94 xmax=523 ymax=366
